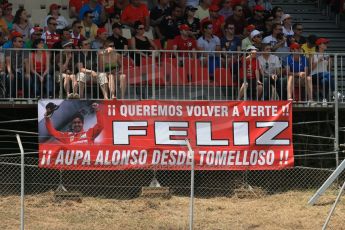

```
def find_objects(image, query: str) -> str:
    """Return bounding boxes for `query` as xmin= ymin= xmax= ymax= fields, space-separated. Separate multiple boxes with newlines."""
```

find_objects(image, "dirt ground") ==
xmin=0 ymin=190 xmax=344 ymax=230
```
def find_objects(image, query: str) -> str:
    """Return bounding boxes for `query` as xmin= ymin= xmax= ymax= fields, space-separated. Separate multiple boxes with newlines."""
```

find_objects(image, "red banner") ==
xmin=38 ymin=100 xmax=293 ymax=170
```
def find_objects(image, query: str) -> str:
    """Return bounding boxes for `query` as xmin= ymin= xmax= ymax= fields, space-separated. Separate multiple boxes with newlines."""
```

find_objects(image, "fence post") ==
xmin=16 ymin=134 xmax=25 ymax=230
xmin=334 ymin=54 xmax=339 ymax=167
xmin=152 ymin=51 xmax=156 ymax=99
xmin=186 ymin=139 xmax=194 ymax=230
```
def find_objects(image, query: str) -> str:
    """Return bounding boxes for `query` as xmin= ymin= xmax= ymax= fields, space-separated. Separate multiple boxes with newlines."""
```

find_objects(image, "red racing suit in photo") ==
xmin=45 ymin=110 xmax=103 ymax=144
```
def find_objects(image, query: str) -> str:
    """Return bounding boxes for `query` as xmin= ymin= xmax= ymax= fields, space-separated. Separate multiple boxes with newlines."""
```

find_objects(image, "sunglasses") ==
xmin=296 ymin=28 xmax=303 ymax=31
xmin=138 ymin=27 xmax=145 ymax=30
xmin=16 ymin=40 xmax=24 ymax=43
xmin=78 ymin=26 xmax=83 ymax=29
xmin=83 ymin=42 xmax=90 ymax=46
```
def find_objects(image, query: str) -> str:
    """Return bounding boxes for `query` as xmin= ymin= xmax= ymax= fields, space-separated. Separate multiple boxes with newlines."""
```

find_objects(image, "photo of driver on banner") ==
xmin=43 ymin=101 xmax=104 ymax=144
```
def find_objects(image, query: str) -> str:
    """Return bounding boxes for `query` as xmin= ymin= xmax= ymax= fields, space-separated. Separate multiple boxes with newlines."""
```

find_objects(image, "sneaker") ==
xmin=67 ymin=93 xmax=74 ymax=99
xmin=322 ymin=98 xmax=327 ymax=106
xmin=73 ymin=93 xmax=80 ymax=99
xmin=307 ymin=100 xmax=318 ymax=106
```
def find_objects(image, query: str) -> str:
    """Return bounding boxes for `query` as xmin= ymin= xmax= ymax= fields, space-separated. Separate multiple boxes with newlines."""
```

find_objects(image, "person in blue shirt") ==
xmin=79 ymin=0 xmax=106 ymax=26
xmin=286 ymin=42 xmax=314 ymax=103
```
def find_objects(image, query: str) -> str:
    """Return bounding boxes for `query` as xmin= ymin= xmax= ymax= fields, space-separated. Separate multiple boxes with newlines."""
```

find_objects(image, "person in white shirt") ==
xmin=311 ymin=38 xmax=334 ymax=102
xmin=258 ymin=43 xmax=285 ymax=100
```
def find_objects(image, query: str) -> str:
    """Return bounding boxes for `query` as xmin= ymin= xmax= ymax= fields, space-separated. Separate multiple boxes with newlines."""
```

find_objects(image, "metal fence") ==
xmin=1 ymin=150 xmax=345 ymax=229
xmin=1 ymin=48 xmax=344 ymax=105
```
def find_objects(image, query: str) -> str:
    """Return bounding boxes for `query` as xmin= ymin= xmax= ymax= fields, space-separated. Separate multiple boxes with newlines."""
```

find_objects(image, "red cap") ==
xmin=50 ymin=3 xmax=61 ymax=11
xmin=179 ymin=24 xmax=190 ymax=31
xmin=97 ymin=27 xmax=107 ymax=36
xmin=10 ymin=31 xmax=23 ymax=39
xmin=254 ymin=5 xmax=265 ymax=11
xmin=290 ymin=42 xmax=300 ymax=50
xmin=246 ymin=24 xmax=256 ymax=32
xmin=315 ymin=38 xmax=329 ymax=45
xmin=209 ymin=4 xmax=220 ymax=12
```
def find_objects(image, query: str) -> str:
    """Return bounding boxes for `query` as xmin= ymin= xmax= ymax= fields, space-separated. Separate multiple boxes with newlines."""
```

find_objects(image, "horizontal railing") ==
xmin=0 ymin=48 xmax=343 ymax=105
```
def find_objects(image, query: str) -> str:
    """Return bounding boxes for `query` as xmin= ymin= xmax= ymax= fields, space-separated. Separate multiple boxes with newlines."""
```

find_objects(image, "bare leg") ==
xmin=256 ymin=84 xmax=263 ymax=100
xmin=71 ymin=74 xmax=78 ymax=94
xmin=287 ymin=75 xmax=293 ymax=100
xmin=119 ymin=74 xmax=127 ymax=99
xmin=100 ymin=83 xmax=109 ymax=99
xmin=306 ymin=76 xmax=313 ymax=101
xmin=238 ymin=82 xmax=247 ymax=100
xmin=79 ymin=81 xmax=85 ymax=98
xmin=108 ymin=74 xmax=116 ymax=98
xmin=63 ymin=74 xmax=70 ymax=96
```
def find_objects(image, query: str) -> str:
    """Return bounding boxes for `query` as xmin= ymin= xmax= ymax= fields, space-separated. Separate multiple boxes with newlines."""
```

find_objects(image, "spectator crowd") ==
xmin=0 ymin=0 xmax=336 ymax=104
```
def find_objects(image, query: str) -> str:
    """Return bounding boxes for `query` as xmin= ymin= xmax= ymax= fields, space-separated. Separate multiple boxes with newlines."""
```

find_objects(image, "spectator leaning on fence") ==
xmin=258 ymin=43 xmax=283 ymax=100
xmin=5 ymin=32 xmax=29 ymax=98
xmin=30 ymin=38 xmax=53 ymax=98
xmin=98 ymin=39 xmax=127 ymax=99
xmin=75 ymin=39 xmax=104 ymax=99
xmin=310 ymin=38 xmax=334 ymax=102
xmin=239 ymin=45 xmax=262 ymax=100
xmin=58 ymin=40 xmax=78 ymax=99
xmin=286 ymin=42 xmax=314 ymax=103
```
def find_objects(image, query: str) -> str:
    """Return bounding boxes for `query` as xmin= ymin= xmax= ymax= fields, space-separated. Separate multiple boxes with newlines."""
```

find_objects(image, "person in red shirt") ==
xmin=239 ymin=45 xmax=262 ymax=100
xmin=45 ymin=103 xmax=104 ymax=145
xmin=173 ymin=24 xmax=197 ymax=58
xmin=201 ymin=4 xmax=225 ymax=38
xmin=42 ymin=17 xmax=61 ymax=48
xmin=120 ymin=0 xmax=150 ymax=30
xmin=69 ymin=0 xmax=89 ymax=19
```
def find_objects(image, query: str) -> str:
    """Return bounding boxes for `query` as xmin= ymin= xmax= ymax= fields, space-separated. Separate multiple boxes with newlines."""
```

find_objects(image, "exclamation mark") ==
xmin=108 ymin=105 xmax=111 ymax=116
xmin=107 ymin=105 xmax=116 ymax=116
xmin=41 ymin=150 xmax=46 ymax=165
xmin=284 ymin=151 xmax=289 ymax=165
xmin=282 ymin=105 xmax=289 ymax=116
xmin=279 ymin=150 xmax=284 ymax=165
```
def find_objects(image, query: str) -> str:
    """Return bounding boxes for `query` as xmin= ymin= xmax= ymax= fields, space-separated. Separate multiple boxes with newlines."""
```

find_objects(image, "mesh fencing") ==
xmin=1 ymin=156 xmax=345 ymax=229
